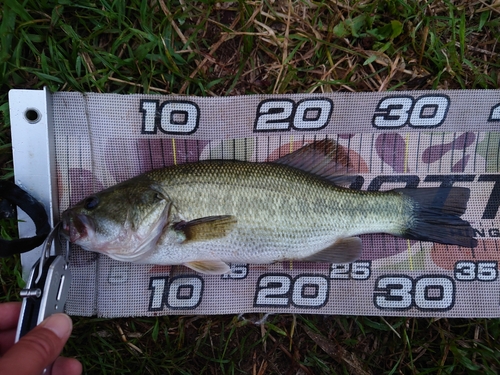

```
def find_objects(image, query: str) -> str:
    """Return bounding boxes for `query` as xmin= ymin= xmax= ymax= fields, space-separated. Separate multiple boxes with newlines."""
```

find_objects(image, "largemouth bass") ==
xmin=61 ymin=140 xmax=477 ymax=274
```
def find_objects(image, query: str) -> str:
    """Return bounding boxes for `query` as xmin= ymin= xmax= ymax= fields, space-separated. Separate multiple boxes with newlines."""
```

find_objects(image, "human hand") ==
xmin=0 ymin=302 xmax=82 ymax=375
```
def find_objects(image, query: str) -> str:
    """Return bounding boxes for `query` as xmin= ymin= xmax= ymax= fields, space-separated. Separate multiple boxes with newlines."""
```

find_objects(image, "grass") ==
xmin=1 ymin=0 xmax=500 ymax=373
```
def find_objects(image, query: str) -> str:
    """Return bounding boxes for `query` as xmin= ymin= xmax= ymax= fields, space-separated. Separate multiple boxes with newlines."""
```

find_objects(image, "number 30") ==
xmin=372 ymin=95 xmax=450 ymax=129
xmin=373 ymin=275 xmax=455 ymax=311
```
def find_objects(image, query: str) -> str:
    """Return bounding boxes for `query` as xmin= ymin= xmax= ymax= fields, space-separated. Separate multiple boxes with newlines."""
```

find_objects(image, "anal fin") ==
xmin=185 ymin=260 xmax=231 ymax=275
xmin=302 ymin=237 xmax=362 ymax=264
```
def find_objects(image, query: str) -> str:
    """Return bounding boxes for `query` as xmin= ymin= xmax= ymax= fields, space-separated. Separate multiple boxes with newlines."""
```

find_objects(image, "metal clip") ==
xmin=36 ymin=221 xmax=69 ymax=284
xmin=15 ymin=223 xmax=72 ymax=343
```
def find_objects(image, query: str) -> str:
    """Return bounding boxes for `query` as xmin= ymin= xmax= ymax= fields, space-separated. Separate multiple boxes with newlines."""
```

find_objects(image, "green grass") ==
xmin=1 ymin=0 xmax=500 ymax=373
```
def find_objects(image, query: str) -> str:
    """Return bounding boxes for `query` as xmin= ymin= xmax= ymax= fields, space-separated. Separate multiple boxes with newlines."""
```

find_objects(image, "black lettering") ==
xmin=423 ymin=175 xmax=476 ymax=211
xmin=424 ymin=174 xmax=475 ymax=188
xmin=474 ymin=228 xmax=486 ymax=237
xmin=488 ymin=228 xmax=500 ymax=237
xmin=367 ymin=175 xmax=420 ymax=191
xmin=478 ymin=175 xmax=500 ymax=219
xmin=349 ymin=176 xmax=364 ymax=190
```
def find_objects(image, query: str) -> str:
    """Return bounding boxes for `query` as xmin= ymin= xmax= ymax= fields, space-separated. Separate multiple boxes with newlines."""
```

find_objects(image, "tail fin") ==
xmin=394 ymin=187 xmax=477 ymax=248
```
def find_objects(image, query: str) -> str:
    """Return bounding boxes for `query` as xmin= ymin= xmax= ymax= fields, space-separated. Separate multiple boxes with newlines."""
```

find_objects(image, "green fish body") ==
xmin=62 ymin=140 xmax=477 ymax=274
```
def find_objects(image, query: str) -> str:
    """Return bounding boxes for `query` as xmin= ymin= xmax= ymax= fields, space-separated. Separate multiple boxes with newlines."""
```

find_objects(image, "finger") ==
xmin=0 ymin=302 xmax=21 ymax=330
xmin=0 ymin=313 xmax=72 ymax=375
xmin=0 ymin=328 xmax=17 ymax=354
xmin=52 ymin=356 xmax=83 ymax=375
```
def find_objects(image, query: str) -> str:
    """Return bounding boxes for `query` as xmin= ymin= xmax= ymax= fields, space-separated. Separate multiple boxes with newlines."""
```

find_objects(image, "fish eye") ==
xmin=84 ymin=196 xmax=99 ymax=210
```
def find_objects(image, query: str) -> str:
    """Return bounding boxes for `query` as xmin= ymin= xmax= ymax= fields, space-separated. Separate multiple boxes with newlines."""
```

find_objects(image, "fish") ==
xmin=61 ymin=139 xmax=477 ymax=274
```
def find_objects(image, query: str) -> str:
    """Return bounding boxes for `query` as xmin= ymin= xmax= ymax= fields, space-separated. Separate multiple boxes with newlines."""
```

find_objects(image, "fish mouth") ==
xmin=61 ymin=211 xmax=94 ymax=243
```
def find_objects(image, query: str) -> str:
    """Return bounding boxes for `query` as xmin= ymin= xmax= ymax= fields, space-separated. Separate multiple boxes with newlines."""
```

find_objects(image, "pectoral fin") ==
xmin=174 ymin=215 xmax=237 ymax=243
xmin=302 ymin=237 xmax=362 ymax=263
xmin=184 ymin=260 xmax=231 ymax=274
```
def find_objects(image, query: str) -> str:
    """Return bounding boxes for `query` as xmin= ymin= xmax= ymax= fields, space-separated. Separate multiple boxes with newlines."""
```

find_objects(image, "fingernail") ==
xmin=40 ymin=313 xmax=73 ymax=339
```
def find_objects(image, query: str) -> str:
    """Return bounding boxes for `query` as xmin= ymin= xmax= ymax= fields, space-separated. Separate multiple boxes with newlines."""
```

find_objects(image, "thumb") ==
xmin=0 ymin=313 xmax=73 ymax=375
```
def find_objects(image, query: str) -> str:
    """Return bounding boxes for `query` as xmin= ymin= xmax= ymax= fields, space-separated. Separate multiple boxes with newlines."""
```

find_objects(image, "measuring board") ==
xmin=9 ymin=88 xmax=500 ymax=318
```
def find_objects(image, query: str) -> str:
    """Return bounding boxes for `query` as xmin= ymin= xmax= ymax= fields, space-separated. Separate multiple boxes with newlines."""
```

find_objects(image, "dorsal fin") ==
xmin=272 ymin=139 xmax=355 ymax=185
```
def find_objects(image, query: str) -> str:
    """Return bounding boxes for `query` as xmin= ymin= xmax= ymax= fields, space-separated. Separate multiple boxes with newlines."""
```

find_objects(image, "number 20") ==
xmin=372 ymin=95 xmax=450 ymax=129
xmin=254 ymin=98 xmax=333 ymax=132
xmin=253 ymin=274 xmax=329 ymax=308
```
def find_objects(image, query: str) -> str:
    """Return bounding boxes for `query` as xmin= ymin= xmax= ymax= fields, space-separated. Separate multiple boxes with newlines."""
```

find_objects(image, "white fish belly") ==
xmin=141 ymin=225 xmax=343 ymax=265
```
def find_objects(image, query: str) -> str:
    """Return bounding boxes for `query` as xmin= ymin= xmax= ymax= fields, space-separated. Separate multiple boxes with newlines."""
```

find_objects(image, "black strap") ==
xmin=0 ymin=181 xmax=51 ymax=257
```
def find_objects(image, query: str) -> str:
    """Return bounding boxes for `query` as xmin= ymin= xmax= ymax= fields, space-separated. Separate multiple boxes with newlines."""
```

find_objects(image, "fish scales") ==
xmin=143 ymin=161 xmax=409 ymax=264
